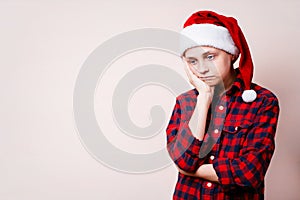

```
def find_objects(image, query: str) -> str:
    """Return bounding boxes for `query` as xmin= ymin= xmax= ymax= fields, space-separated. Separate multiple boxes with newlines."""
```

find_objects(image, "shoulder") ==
xmin=176 ymin=88 xmax=198 ymax=102
xmin=173 ymin=88 xmax=198 ymax=114
xmin=252 ymin=83 xmax=280 ymax=107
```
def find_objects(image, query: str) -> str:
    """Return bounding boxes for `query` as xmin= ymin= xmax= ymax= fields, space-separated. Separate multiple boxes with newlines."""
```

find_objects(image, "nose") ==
xmin=197 ymin=62 xmax=209 ymax=74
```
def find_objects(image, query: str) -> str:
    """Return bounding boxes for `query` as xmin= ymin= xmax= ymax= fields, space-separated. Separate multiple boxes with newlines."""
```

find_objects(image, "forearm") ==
xmin=196 ymin=164 xmax=219 ymax=182
xmin=177 ymin=164 xmax=219 ymax=183
xmin=167 ymin=98 xmax=207 ymax=172
xmin=188 ymin=95 xmax=210 ymax=141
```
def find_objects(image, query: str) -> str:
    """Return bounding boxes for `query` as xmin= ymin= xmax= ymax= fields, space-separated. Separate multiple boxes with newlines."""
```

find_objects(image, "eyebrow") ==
xmin=185 ymin=50 xmax=216 ymax=59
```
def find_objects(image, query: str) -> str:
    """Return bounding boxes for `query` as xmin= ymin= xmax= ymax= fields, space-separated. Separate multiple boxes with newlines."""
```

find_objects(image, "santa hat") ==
xmin=180 ymin=10 xmax=257 ymax=102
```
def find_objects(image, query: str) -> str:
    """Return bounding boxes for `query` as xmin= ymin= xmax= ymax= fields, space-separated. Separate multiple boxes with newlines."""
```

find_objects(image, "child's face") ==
xmin=182 ymin=46 xmax=235 ymax=88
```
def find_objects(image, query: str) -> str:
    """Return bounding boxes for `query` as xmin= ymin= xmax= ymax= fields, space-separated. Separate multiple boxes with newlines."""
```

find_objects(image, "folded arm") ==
xmin=177 ymin=96 xmax=280 ymax=190
xmin=166 ymin=94 xmax=210 ymax=173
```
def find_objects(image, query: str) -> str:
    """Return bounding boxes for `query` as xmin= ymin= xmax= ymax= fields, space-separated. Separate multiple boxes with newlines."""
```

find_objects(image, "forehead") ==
xmin=184 ymin=46 xmax=220 ymax=57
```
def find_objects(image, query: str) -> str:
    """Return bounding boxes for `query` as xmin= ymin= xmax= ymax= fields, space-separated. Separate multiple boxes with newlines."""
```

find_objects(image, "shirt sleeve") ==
xmin=166 ymin=97 xmax=206 ymax=173
xmin=212 ymin=96 xmax=280 ymax=190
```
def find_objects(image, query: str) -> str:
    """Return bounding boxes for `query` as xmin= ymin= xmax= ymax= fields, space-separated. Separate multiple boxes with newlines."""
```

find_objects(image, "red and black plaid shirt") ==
xmin=166 ymin=69 xmax=280 ymax=200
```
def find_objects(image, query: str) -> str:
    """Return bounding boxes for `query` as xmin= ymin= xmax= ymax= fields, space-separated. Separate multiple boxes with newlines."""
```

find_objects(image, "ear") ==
xmin=231 ymin=54 xmax=236 ymax=61
xmin=231 ymin=54 xmax=238 ymax=64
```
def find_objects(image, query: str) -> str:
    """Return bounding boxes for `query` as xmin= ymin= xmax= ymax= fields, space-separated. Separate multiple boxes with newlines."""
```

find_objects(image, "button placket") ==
xmin=210 ymin=95 xmax=227 ymax=160
xmin=218 ymin=105 xmax=224 ymax=111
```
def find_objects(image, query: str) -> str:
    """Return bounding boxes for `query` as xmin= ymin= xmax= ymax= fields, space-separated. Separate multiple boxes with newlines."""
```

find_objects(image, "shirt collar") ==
xmin=225 ymin=68 xmax=245 ymax=96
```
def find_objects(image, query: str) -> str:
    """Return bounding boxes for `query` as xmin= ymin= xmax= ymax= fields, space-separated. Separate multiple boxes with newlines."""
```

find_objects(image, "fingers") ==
xmin=189 ymin=66 xmax=203 ymax=80
xmin=183 ymin=61 xmax=215 ymax=96
xmin=183 ymin=63 xmax=192 ymax=82
xmin=183 ymin=60 xmax=199 ymax=85
xmin=184 ymin=61 xmax=207 ymax=89
xmin=183 ymin=59 xmax=192 ymax=81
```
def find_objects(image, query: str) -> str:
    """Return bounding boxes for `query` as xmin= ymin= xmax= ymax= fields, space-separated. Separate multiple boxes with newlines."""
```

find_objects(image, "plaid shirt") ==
xmin=166 ymin=69 xmax=280 ymax=200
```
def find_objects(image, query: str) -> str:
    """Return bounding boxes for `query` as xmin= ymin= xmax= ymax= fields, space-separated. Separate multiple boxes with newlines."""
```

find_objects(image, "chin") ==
xmin=204 ymin=80 xmax=218 ymax=87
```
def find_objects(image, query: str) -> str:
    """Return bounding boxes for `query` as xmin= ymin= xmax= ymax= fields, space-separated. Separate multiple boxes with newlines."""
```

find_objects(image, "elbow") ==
xmin=173 ymin=154 xmax=200 ymax=173
xmin=233 ymin=169 xmax=265 ymax=190
xmin=167 ymin=144 xmax=197 ymax=173
xmin=220 ymin=173 xmax=264 ymax=192
xmin=215 ymin=157 xmax=266 ymax=191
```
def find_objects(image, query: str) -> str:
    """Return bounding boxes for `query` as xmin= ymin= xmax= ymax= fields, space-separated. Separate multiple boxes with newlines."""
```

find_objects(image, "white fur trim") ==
xmin=242 ymin=90 xmax=257 ymax=102
xmin=180 ymin=24 xmax=239 ymax=56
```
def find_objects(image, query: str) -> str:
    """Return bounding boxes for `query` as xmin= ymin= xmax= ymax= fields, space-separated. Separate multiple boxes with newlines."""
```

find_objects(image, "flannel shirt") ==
xmin=166 ymin=69 xmax=280 ymax=200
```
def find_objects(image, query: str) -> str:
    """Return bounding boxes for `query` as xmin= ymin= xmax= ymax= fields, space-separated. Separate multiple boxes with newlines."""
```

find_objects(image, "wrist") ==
xmin=197 ymin=94 xmax=211 ymax=107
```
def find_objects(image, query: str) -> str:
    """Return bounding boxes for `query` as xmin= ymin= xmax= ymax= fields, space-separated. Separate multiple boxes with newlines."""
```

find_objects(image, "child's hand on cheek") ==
xmin=183 ymin=60 xmax=214 ymax=103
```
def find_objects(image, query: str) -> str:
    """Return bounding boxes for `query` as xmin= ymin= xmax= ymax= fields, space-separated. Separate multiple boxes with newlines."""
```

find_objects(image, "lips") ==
xmin=199 ymin=76 xmax=215 ymax=79
xmin=198 ymin=76 xmax=216 ymax=83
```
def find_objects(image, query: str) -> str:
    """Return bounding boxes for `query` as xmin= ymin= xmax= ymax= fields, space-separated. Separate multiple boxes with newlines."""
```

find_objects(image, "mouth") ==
xmin=198 ymin=76 xmax=216 ymax=83
xmin=199 ymin=76 xmax=215 ymax=80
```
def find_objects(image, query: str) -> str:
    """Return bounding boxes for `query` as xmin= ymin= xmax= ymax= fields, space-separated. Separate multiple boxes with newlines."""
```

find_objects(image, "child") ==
xmin=166 ymin=10 xmax=280 ymax=199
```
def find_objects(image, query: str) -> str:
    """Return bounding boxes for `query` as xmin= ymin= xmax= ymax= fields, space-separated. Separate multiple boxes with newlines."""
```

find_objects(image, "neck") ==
xmin=214 ymin=68 xmax=237 ymax=96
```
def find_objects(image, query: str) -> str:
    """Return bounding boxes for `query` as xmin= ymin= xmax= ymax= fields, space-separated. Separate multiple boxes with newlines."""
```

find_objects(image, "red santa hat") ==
xmin=180 ymin=10 xmax=257 ymax=102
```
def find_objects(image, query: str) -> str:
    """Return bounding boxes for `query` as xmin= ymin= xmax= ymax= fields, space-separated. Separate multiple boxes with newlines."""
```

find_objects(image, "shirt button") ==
xmin=218 ymin=105 xmax=224 ymax=111
xmin=210 ymin=155 xmax=215 ymax=160
xmin=207 ymin=182 xmax=212 ymax=187
xmin=214 ymin=129 xmax=219 ymax=134
xmin=235 ymin=126 xmax=238 ymax=131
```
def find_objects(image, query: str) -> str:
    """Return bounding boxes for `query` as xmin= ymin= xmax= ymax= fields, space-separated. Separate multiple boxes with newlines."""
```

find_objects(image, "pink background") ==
xmin=0 ymin=0 xmax=299 ymax=199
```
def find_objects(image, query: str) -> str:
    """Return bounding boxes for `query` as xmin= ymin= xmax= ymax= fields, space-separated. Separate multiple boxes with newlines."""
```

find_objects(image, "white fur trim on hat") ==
xmin=242 ymin=89 xmax=257 ymax=102
xmin=180 ymin=23 xmax=239 ymax=56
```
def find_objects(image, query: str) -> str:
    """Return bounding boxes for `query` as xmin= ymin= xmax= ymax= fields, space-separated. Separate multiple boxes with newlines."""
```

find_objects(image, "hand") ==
xmin=183 ymin=59 xmax=214 ymax=103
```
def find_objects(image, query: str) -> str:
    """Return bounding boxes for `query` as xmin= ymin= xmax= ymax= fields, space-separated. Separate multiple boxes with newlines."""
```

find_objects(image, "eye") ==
xmin=188 ymin=59 xmax=198 ymax=65
xmin=206 ymin=54 xmax=215 ymax=60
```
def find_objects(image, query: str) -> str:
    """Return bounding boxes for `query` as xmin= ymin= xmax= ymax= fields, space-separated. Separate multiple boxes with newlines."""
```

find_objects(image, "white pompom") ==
xmin=242 ymin=90 xmax=257 ymax=102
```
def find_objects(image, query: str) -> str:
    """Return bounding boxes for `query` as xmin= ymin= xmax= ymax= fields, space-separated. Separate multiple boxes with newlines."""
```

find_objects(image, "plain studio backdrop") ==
xmin=0 ymin=0 xmax=299 ymax=199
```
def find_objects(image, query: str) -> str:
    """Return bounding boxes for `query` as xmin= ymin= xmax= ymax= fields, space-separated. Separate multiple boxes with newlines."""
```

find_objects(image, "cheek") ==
xmin=216 ymin=59 xmax=231 ymax=76
xmin=212 ymin=61 xmax=225 ymax=75
xmin=188 ymin=64 xmax=201 ymax=77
